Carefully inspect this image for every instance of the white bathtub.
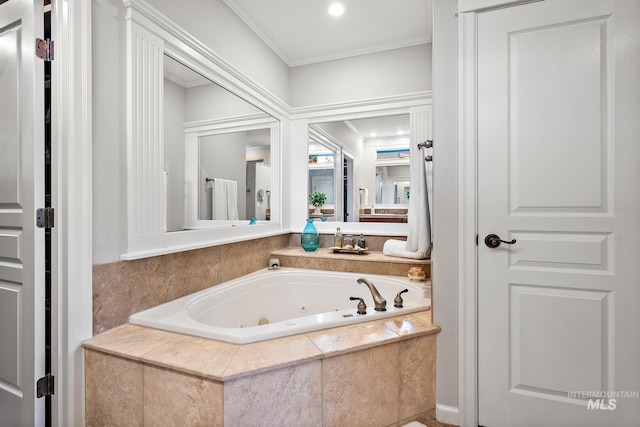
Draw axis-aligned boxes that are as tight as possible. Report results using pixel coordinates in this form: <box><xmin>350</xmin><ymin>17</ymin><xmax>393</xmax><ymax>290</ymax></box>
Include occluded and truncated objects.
<box><xmin>129</xmin><ymin>267</ymin><xmax>430</xmax><ymax>344</ymax></box>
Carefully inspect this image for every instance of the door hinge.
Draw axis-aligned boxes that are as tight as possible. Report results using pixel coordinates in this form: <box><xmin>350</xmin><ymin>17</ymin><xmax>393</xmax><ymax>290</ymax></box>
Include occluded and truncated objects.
<box><xmin>35</xmin><ymin>38</ymin><xmax>54</xmax><ymax>61</ymax></box>
<box><xmin>36</xmin><ymin>374</ymin><xmax>55</xmax><ymax>398</ymax></box>
<box><xmin>36</xmin><ymin>207</ymin><xmax>55</xmax><ymax>228</ymax></box>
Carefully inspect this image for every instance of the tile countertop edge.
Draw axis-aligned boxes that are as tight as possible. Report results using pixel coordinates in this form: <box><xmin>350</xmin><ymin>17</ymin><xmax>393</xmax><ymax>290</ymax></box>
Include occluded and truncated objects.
<box><xmin>82</xmin><ymin>312</ymin><xmax>440</xmax><ymax>382</ymax></box>
<box><xmin>270</xmin><ymin>247</ymin><xmax>432</xmax><ymax>265</ymax></box>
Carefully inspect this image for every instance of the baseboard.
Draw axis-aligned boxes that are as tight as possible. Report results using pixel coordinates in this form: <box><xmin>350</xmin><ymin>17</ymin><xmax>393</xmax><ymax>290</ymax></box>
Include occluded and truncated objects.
<box><xmin>436</xmin><ymin>404</ymin><xmax>460</xmax><ymax>426</ymax></box>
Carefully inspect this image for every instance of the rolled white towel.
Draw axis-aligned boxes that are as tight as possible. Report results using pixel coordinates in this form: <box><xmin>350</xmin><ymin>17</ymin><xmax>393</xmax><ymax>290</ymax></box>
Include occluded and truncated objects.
<box><xmin>383</xmin><ymin>238</ymin><xmax>430</xmax><ymax>260</ymax></box>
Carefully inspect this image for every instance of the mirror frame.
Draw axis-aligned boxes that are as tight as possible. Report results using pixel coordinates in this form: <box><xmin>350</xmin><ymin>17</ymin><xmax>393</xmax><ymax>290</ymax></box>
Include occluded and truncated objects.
<box><xmin>184</xmin><ymin>115</ymin><xmax>279</xmax><ymax>227</ymax></box>
<box><xmin>290</xmin><ymin>99</ymin><xmax>432</xmax><ymax>237</ymax></box>
<box><xmin>122</xmin><ymin>0</ymin><xmax>286</xmax><ymax>260</ymax></box>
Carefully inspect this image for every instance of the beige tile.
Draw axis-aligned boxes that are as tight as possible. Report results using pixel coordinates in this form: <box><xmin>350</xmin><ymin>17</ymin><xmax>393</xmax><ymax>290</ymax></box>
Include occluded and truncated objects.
<box><xmin>224</xmin><ymin>360</ymin><xmax>323</xmax><ymax>427</ymax></box>
<box><xmin>222</xmin><ymin>334</ymin><xmax>323</xmax><ymax>380</ymax></box>
<box><xmin>143</xmin><ymin>365</ymin><xmax>223</xmax><ymax>427</ymax></box>
<box><xmin>82</xmin><ymin>324</ymin><xmax>178</xmax><ymax>360</ymax></box>
<box><xmin>141</xmin><ymin>334</ymin><xmax>238</xmax><ymax>381</ymax></box>
<box><xmin>93</xmin><ymin>234</ymin><xmax>290</xmax><ymax>334</ymax></box>
<box><xmin>323</xmin><ymin>343</ymin><xmax>399</xmax><ymax>427</ymax></box>
<box><xmin>399</xmin><ymin>335</ymin><xmax>437</xmax><ymax>420</ymax></box>
<box><xmin>382</xmin><ymin>312</ymin><xmax>440</xmax><ymax>337</ymax></box>
<box><xmin>85</xmin><ymin>349</ymin><xmax>143</xmax><ymax>427</ymax></box>
<box><xmin>307</xmin><ymin>320</ymin><xmax>400</xmax><ymax>357</ymax></box>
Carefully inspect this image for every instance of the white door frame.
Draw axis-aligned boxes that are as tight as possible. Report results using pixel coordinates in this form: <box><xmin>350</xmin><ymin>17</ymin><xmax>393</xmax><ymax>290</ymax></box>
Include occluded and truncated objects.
<box><xmin>50</xmin><ymin>0</ymin><xmax>93</xmax><ymax>425</ymax></box>
<box><xmin>457</xmin><ymin>2</ymin><xmax>539</xmax><ymax>426</ymax></box>
<box><xmin>457</xmin><ymin>9</ymin><xmax>480</xmax><ymax>427</ymax></box>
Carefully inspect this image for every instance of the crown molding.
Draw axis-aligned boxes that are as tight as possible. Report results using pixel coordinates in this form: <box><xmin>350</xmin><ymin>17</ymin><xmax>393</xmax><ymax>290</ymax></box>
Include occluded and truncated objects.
<box><xmin>124</xmin><ymin>0</ymin><xmax>290</xmax><ymax>117</ymax></box>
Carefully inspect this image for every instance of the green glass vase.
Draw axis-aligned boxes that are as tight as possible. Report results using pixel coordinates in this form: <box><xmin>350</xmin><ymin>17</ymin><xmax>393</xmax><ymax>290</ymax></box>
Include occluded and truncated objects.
<box><xmin>301</xmin><ymin>219</ymin><xmax>320</xmax><ymax>251</ymax></box>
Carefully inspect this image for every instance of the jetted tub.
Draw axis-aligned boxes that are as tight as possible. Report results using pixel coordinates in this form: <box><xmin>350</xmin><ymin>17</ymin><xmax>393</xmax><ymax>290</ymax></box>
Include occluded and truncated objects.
<box><xmin>129</xmin><ymin>267</ymin><xmax>431</xmax><ymax>344</ymax></box>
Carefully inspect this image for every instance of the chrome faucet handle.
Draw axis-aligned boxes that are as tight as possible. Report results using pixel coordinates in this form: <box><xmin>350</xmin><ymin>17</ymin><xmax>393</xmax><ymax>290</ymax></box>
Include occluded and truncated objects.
<box><xmin>394</xmin><ymin>289</ymin><xmax>409</xmax><ymax>308</ymax></box>
<box><xmin>349</xmin><ymin>296</ymin><xmax>367</xmax><ymax>315</ymax></box>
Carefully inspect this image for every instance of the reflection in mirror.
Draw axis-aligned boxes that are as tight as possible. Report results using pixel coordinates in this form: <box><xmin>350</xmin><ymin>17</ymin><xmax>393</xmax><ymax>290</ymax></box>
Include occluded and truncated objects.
<box><xmin>375</xmin><ymin>149</ymin><xmax>410</xmax><ymax>204</ymax></box>
<box><xmin>308</xmin><ymin>114</ymin><xmax>410</xmax><ymax>224</ymax></box>
<box><xmin>163</xmin><ymin>54</ymin><xmax>277</xmax><ymax>230</ymax></box>
<box><xmin>198</xmin><ymin>129</ymin><xmax>271</xmax><ymax>221</ymax></box>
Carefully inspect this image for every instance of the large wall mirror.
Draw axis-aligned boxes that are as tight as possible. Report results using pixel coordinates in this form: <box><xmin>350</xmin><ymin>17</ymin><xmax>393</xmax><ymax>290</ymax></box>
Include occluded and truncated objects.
<box><xmin>123</xmin><ymin>5</ymin><xmax>283</xmax><ymax>259</ymax></box>
<box><xmin>163</xmin><ymin>55</ymin><xmax>278</xmax><ymax>230</ymax></box>
<box><xmin>307</xmin><ymin>113</ymin><xmax>413</xmax><ymax>224</ymax></box>
<box><xmin>295</xmin><ymin>105</ymin><xmax>432</xmax><ymax>236</ymax></box>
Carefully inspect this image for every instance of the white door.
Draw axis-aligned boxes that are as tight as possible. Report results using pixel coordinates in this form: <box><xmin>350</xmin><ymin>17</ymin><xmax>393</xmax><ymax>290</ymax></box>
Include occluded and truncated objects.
<box><xmin>478</xmin><ymin>1</ymin><xmax>640</xmax><ymax>426</ymax></box>
<box><xmin>0</xmin><ymin>0</ymin><xmax>46</xmax><ymax>425</ymax></box>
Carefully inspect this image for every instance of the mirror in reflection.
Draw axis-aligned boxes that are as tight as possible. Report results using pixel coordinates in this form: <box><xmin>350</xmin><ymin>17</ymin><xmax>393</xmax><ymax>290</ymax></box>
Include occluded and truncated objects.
<box><xmin>198</xmin><ymin>129</ymin><xmax>271</xmax><ymax>221</ymax></box>
<box><xmin>163</xmin><ymin>54</ymin><xmax>277</xmax><ymax>229</ymax></box>
<box><xmin>308</xmin><ymin>114</ymin><xmax>410</xmax><ymax>224</ymax></box>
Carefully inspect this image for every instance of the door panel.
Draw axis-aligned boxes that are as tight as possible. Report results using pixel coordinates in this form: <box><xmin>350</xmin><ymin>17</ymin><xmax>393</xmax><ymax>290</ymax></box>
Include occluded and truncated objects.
<box><xmin>478</xmin><ymin>1</ymin><xmax>639</xmax><ymax>425</ymax></box>
<box><xmin>0</xmin><ymin>0</ymin><xmax>45</xmax><ymax>425</ymax></box>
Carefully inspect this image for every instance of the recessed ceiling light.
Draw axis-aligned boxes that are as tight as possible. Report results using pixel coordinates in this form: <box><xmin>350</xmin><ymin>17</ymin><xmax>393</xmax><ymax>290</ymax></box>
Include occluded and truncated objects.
<box><xmin>397</xmin><ymin>130</ymin><xmax>405</xmax><ymax>135</ymax></box>
<box><xmin>370</xmin><ymin>132</ymin><xmax>377</xmax><ymax>137</ymax></box>
<box><xmin>328</xmin><ymin>2</ymin><xmax>345</xmax><ymax>17</ymax></box>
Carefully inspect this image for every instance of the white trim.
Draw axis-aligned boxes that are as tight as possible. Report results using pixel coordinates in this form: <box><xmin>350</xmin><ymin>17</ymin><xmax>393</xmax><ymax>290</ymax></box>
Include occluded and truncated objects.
<box><xmin>291</xmin><ymin>91</ymin><xmax>432</xmax><ymax>119</ymax></box>
<box><xmin>183</xmin><ymin>114</ymin><xmax>276</xmax><ymax>134</ymax></box>
<box><xmin>458</xmin><ymin>10</ymin><xmax>479</xmax><ymax>427</ymax></box>
<box><xmin>183</xmin><ymin>117</ymin><xmax>279</xmax><ymax>228</ymax></box>
<box><xmin>51</xmin><ymin>0</ymin><xmax>93</xmax><ymax>426</ymax></box>
<box><xmin>436</xmin><ymin>404</ymin><xmax>460</xmax><ymax>426</ymax></box>
<box><xmin>457</xmin><ymin>0</ymin><xmax>542</xmax><ymax>14</ymax></box>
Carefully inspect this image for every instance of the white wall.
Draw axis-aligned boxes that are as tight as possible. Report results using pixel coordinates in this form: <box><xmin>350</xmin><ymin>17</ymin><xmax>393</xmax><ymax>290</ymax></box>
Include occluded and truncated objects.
<box><xmin>93</xmin><ymin>0</ymin><xmax>127</xmax><ymax>263</ymax></box>
<box><xmin>185</xmin><ymin>82</ymin><xmax>263</xmax><ymax>121</ymax></box>
<box><xmin>432</xmin><ymin>0</ymin><xmax>459</xmax><ymax>419</ymax></box>
<box><xmin>147</xmin><ymin>0</ymin><xmax>290</xmax><ymax>103</ymax></box>
<box><xmin>199</xmin><ymin>133</ymin><xmax>247</xmax><ymax>219</ymax></box>
<box><xmin>164</xmin><ymin>79</ymin><xmax>186</xmax><ymax>231</ymax></box>
<box><xmin>290</xmin><ymin>44</ymin><xmax>432</xmax><ymax>108</ymax></box>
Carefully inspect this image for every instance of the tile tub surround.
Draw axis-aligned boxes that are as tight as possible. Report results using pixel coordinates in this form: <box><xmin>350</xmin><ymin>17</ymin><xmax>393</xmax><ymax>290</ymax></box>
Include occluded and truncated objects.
<box><xmin>92</xmin><ymin>233</ymin><xmax>419</xmax><ymax>336</ymax></box>
<box><xmin>92</xmin><ymin>234</ymin><xmax>290</xmax><ymax>334</ymax></box>
<box><xmin>83</xmin><ymin>311</ymin><xmax>440</xmax><ymax>427</ymax></box>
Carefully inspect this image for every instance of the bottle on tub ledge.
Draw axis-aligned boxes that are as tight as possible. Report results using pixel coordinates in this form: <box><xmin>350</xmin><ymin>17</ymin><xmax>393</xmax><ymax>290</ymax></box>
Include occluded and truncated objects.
<box><xmin>301</xmin><ymin>219</ymin><xmax>320</xmax><ymax>252</ymax></box>
<box><xmin>334</xmin><ymin>227</ymin><xmax>343</xmax><ymax>248</ymax></box>
<box><xmin>357</xmin><ymin>233</ymin><xmax>366</xmax><ymax>249</ymax></box>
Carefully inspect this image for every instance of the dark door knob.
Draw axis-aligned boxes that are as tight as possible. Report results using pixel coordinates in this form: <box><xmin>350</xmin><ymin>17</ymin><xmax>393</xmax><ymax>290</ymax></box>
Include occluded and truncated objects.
<box><xmin>484</xmin><ymin>234</ymin><xmax>516</xmax><ymax>248</ymax></box>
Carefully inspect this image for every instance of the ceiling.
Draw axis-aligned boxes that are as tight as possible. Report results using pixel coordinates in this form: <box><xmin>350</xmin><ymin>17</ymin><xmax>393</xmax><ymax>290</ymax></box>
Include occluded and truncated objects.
<box><xmin>345</xmin><ymin>114</ymin><xmax>410</xmax><ymax>140</ymax></box>
<box><xmin>222</xmin><ymin>0</ymin><xmax>433</xmax><ymax>67</ymax></box>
